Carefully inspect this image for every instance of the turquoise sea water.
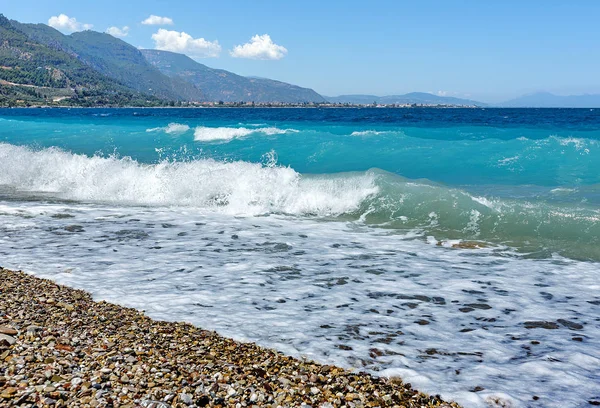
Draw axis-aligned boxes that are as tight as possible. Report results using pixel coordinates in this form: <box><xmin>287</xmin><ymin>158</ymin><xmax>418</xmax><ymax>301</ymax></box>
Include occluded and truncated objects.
<box><xmin>1</xmin><ymin>107</ymin><xmax>599</xmax><ymax>260</ymax></box>
<box><xmin>1</xmin><ymin>108</ymin><xmax>599</xmax><ymax>407</ymax></box>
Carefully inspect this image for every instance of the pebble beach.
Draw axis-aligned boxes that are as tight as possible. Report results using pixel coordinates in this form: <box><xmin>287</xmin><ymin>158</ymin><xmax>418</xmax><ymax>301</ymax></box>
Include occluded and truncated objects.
<box><xmin>0</xmin><ymin>268</ymin><xmax>458</xmax><ymax>408</ymax></box>
<box><xmin>3</xmin><ymin>108</ymin><xmax>600</xmax><ymax>407</ymax></box>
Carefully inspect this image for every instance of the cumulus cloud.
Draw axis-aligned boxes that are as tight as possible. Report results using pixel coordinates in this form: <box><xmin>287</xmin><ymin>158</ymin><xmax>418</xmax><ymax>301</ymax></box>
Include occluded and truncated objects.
<box><xmin>436</xmin><ymin>90</ymin><xmax>472</xmax><ymax>98</ymax></box>
<box><xmin>142</xmin><ymin>15</ymin><xmax>174</xmax><ymax>25</ymax></box>
<box><xmin>48</xmin><ymin>14</ymin><xmax>93</xmax><ymax>33</ymax></box>
<box><xmin>106</xmin><ymin>26</ymin><xmax>129</xmax><ymax>38</ymax></box>
<box><xmin>230</xmin><ymin>34</ymin><xmax>287</xmax><ymax>60</ymax></box>
<box><xmin>151</xmin><ymin>29</ymin><xmax>221</xmax><ymax>58</ymax></box>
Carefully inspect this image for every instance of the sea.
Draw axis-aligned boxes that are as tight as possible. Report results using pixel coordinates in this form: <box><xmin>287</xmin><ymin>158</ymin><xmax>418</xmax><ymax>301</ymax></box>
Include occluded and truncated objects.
<box><xmin>0</xmin><ymin>107</ymin><xmax>599</xmax><ymax>407</ymax></box>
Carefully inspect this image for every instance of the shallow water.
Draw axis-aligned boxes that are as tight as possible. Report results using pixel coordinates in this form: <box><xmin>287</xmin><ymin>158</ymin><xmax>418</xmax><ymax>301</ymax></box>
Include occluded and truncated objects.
<box><xmin>1</xmin><ymin>108</ymin><xmax>599</xmax><ymax>407</ymax></box>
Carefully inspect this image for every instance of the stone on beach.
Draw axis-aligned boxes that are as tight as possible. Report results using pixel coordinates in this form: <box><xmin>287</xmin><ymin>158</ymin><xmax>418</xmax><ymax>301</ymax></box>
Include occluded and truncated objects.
<box><xmin>0</xmin><ymin>268</ymin><xmax>459</xmax><ymax>407</ymax></box>
<box><xmin>0</xmin><ymin>326</ymin><xmax>17</xmax><ymax>335</ymax></box>
<box><xmin>0</xmin><ymin>333</ymin><xmax>16</xmax><ymax>347</ymax></box>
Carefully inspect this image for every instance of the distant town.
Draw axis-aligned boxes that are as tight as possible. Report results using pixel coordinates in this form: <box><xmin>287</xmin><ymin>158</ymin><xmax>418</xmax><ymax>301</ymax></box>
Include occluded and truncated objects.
<box><xmin>192</xmin><ymin>101</ymin><xmax>481</xmax><ymax>108</ymax></box>
<box><xmin>2</xmin><ymin>100</ymin><xmax>481</xmax><ymax>109</ymax></box>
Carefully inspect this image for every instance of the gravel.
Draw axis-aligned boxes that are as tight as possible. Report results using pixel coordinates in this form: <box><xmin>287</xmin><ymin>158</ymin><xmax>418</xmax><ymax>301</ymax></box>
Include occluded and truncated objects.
<box><xmin>0</xmin><ymin>268</ymin><xmax>459</xmax><ymax>407</ymax></box>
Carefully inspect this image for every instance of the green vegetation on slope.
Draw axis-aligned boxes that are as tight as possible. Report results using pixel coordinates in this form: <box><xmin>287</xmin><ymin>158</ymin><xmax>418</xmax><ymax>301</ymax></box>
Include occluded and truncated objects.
<box><xmin>1</xmin><ymin>15</ymin><xmax>115</xmax><ymax>89</ymax></box>
<box><xmin>0</xmin><ymin>14</ymin><xmax>175</xmax><ymax>107</ymax></box>
<box><xmin>11</xmin><ymin>21</ymin><xmax>203</xmax><ymax>102</ymax></box>
<box><xmin>2</xmin><ymin>15</ymin><xmax>324</xmax><ymax>106</ymax></box>
<box><xmin>141</xmin><ymin>49</ymin><xmax>325</xmax><ymax>103</ymax></box>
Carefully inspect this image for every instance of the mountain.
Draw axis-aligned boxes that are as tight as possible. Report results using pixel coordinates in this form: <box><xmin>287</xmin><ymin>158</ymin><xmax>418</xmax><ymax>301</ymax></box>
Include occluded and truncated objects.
<box><xmin>0</xmin><ymin>14</ymin><xmax>164</xmax><ymax>106</ymax></box>
<box><xmin>10</xmin><ymin>21</ymin><xmax>203</xmax><ymax>102</ymax></box>
<box><xmin>141</xmin><ymin>49</ymin><xmax>325</xmax><ymax>103</ymax></box>
<box><xmin>326</xmin><ymin>92</ymin><xmax>484</xmax><ymax>106</ymax></box>
<box><xmin>500</xmin><ymin>92</ymin><xmax>600</xmax><ymax>108</ymax></box>
<box><xmin>324</xmin><ymin>94</ymin><xmax>380</xmax><ymax>105</ymax></box>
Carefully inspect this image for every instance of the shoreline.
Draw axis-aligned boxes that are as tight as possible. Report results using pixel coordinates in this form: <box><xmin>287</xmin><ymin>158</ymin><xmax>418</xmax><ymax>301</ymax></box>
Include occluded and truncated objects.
<box><xmin>1</xmin><ymin>106</ymin><xmax>594</xmax><ymax>111</ymax></box>
<box><xmin>0</xmin><ymin>268</ymin><xmax>458</xmax><ymax>407</ymax></box>
<box><xmin>0</xmin><ymin>105</ymin><xmax>481</xmax><ymax>109</ymax></box>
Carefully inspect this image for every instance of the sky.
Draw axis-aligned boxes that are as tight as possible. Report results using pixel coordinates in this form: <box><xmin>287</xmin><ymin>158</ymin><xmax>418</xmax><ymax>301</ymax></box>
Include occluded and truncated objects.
<box><xmin>3</xmin><ymin>0</ymin><xmax>600</xmax><ymax>102</ymax></box>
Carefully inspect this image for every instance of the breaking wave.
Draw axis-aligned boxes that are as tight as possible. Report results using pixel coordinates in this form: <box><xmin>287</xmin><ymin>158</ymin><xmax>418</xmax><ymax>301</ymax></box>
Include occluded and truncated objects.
<box><xmin>194</xmin><ymin>126</ymin><xmax>299</xmax><ymax>142</ymax></box>
<box><xmin>0</xmin><ymin>143</ymin><xmax>375</xmax><ymax>216</ymax></box>
<box><xmin>350</xmin><ymin>130</ymin><xmax>388</xmax><ymax>136</ymax></box>
<box><xmin>0</xmin><ymin>143</ymin><xmax>598</xmax><ymax>259</ymax></box>
<box><xmin>146</xmin><ymin>123</ymin><xmax>191</xmax><ymax>134</ymax></box>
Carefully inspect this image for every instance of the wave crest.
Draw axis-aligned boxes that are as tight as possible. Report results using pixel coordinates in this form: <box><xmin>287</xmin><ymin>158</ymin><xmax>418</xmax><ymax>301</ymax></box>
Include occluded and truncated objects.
<box><xmin>146</xmin><ymin>123</ymin><xmax>191</xmax><ymax>134</ymax></box>
<box><xmin>194</xmin><ymin>126</ymin><xmax>299</xmax><ymax>142</ymax></box>
<box><xmin>1</xmin><ymin>143</ymin><xmax>599</xmax><ymax>259</ymax></box>
<box><xmin>0</xmin><ymin>143</ymin><xmax>376</xmax><ymax>216</ymax></box>
<box><xmin>350</xmin><ymin>130</ymin><xmax>386</xmax><ymax>136</ymax></box>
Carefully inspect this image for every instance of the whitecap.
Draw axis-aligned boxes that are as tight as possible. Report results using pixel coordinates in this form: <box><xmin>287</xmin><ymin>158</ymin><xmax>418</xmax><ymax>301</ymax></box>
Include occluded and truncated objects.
<box><xmin>497</xmin><ymin>155</ymin><xmax>520</xmax><ymax>165</ymax></box>
<box><xmin>146</xmin><ymin>123</ymin><xmax>191</xmax><ymax>134</ymax></box>
<box><xmin>194</xmin><ymin>126</ymin><xmax>299</xmax><ymax>142</ymax></box>
<box><xmin>350</xmin><ymin>130</ymin><xmax>385</xmax><ymax>136</ymax></box>
<box><xmin>0</xmin><ymin>143</ymin><xmax>377</xmax><ymax>217</ymax></box>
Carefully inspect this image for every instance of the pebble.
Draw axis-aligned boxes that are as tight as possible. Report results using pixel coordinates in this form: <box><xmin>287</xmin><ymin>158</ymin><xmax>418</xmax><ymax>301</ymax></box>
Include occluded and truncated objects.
<box><xmin>0</xmin><ymin>268</ymin><xmax>460</xmax><ymax>408</ymax></box>
<box><xmin>179</xmin><ymin>393</ymin><xmax>193</xmax><ymax>405</ymax></box>
<box><xmin>0</xmin><ymin>326</ymin><xmax>17</xmax><ymax>335</ymax></box>
<box><xmin>26</xmin><ymin>325</ymin><xmax>42</xmax><ymax>335</ymax></box>
<box><xmin>57</xmin><ymin>301</ymin><xmax>74</xmax><ymax>312</ymax></box>
<box><xmin>0</xmin><ymin>334</ymin><xmax>16</xmax><ymax>346</ymax></box>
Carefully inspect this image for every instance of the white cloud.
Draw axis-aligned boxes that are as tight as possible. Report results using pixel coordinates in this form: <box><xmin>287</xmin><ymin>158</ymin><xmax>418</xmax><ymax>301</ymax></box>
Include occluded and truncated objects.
<box><xmin>106</xmin><ymin>26</ymin><xmax>129</xmax><ymax>38</ymax></box>
<box><xmin>142</xmin><ymin>15</ymin><xmax>174</xmax><ymax>25</ymax></box>
<box><xmin>230</xmin><ymin>34</ymin><xmax>287</xmax><ymax>60</ymax></box>
<box><xmin>151</xmin><ymin>29</ymin><xmax>221</xmax><ymax>58</ymax></box>
<box><xmin>436</xmin><ymin>90</ymin><xmax>473</xmax><ymax>98</ymax></box>
<box><xmin>48</xmin><ymin>14</ymin><xmax>93</xmax><ymax>33</ymax></box>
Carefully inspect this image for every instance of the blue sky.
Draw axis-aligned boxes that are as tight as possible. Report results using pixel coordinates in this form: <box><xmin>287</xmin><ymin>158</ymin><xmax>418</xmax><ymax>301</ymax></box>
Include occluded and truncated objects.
<box><xmin>3</xmin><ymin>0</ymin><xmax>600</xmax><ymax>102</ymax></box>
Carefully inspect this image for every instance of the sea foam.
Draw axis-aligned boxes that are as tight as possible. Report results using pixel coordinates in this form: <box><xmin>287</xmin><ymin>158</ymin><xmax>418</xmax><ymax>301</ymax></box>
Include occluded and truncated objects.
<box><xmin>350</xmin><ymin>130</ymin><xmax>387</xmax><ymax>136</ymax></box>
<box><xmin>0</xmin><ymin>143</ymin><xmax>377</xmax><ymax>216</ymax></box>
<box><xmin>194</xmin><ymin>126</ymin><xmax>299</xmax><ymax>142</ymax></box>
<box><xmin>146</xmin><ymin>123</ymin><xmax>191</xmax><ymax>134</ymax></box>
<box><xmin>1</xmin><ymin>143</ymin><xmax>599</xmax><ymax>259</ymax></box>
<box><xmin>1</xmin><ymin>200</ymin><xmax>599</xmax><ymax>408</ymax></box>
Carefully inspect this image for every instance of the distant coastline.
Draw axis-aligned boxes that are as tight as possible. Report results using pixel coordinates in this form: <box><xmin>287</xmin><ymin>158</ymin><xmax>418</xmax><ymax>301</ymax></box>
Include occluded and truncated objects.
<box><xmin>2</xmin><ymin>102</ymin><xmax>482</xmax><ymax>109</ymax></box>
<box><xmin>2</xmin><ymin>104</ymin><xmax>597</xmax><ymax>109</ymax></box>
<box><xmin>3</xmin><ymin>14</ymin><xmax>600</xmax><ymax>109</ymax></box>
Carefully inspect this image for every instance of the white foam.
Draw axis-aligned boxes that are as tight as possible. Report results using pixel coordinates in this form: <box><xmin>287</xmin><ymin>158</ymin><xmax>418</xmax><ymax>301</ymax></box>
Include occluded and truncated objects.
<box><xmin>350</xmin><ymin>130</ymin><xmax>385</xmax><ymax>136</ymax></box>
<box><xmin>146</xmin><ymin>123</ymin><xmax>191</xmax><ymax>134</ymax></box>
<box><xmin>465</xmin><ymin>209</ymin><xmax>481</xmax><ymax>235</ymax></box>
<box><xmin>556</xmin><ymin>136</ymin><xmax>589</xmax><ymax>150</ymax></box>
<box><xmin>470</xmin><ymin>195</ymin><xmax>498</xmax><ymax>210</ymax></box>
<box><xmin>194</xmin><ymin>126</ymin><xmax>299</xmax><ymax>142</ymax></box>
<box><xmin>497</xmin><ymin>155</ymin><xmax>520</xmax><ymax>165</ymax></box>
<box><xmin>237</xmin><ymin>122</ymin><xmax>267</xmax><ymax>127</ymax></box>
<box><xmin>1</xmin><ymin>201</ymin><xmax>599</xmax><ymax>408</ymax></box>
<box><xmin>0</xmin><ymin>143</ymin><xmax>377</xmax><ymax>217</ymax></box>
<box><xmin>539</xmin><ymin>136</ymin><xmax>598</xmax><ymax>155</ymax></box>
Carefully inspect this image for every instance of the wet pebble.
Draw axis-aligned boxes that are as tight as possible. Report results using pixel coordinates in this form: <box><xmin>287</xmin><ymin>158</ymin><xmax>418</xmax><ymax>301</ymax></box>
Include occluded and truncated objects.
<box><xmin>0</xmin><ymin>268</ymin><xmax>458</xmax><ymax>408</ymax></box>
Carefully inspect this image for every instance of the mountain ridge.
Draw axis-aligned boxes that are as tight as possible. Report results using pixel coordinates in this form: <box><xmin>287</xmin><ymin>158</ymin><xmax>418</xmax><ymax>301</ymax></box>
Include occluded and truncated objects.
<box><xmin>4</xmin><ymin>15</ymin><xmax>600</xmax><ymax>108</ymax></box>
<box><xmin>499</xmin><ymin>91</ymin><xmax>600</xmax><ymax>108</ymax></box>
<box><xmin>325</xmin><ymin>93</ymin><xmax>485</xmax><ymax>106</ymax></box>
<box><xmin>141</xmin><ymin>49</ymin><xmax>325</xmax><ymax>103</ymax></box>
<box><xmin>10</xmin><ymin>20</ymin><xmax>203</xmax><ymax>102</ymax></box>
<box><xmin>0</xmin><ymin>14</ymin><xmax>166</xmax><ymax>106</ymax></box>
